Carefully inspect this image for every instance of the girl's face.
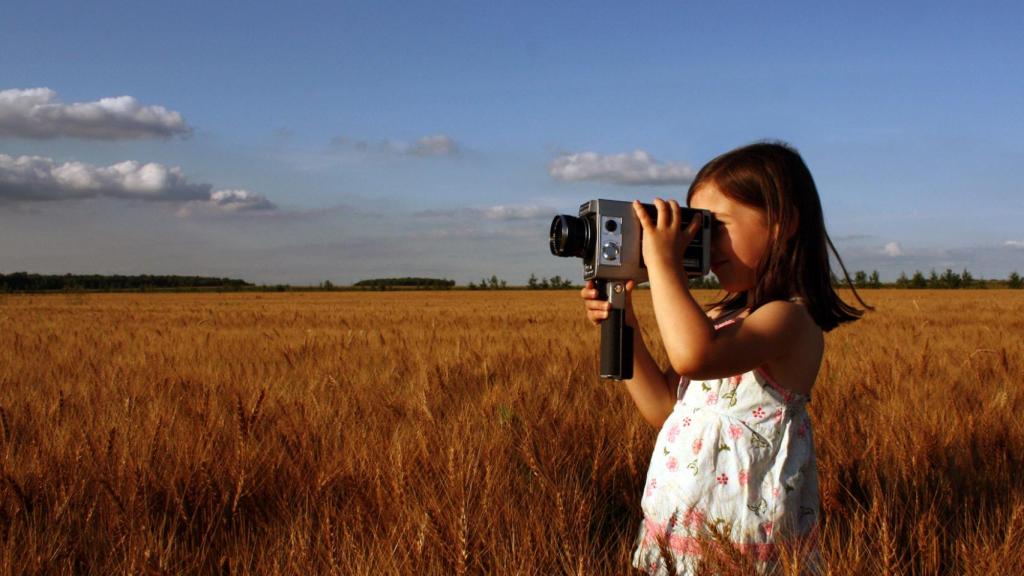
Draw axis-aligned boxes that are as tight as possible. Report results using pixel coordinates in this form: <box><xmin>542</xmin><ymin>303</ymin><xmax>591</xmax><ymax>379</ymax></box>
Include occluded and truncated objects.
<box><xmin>689</xmin><ymin>183</ymin><xmax>772</xmax><ymax>294</ymax></box>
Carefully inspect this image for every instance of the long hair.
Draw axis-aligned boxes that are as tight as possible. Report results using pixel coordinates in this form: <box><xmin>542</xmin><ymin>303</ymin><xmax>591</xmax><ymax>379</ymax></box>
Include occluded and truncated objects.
<box><xmin>686</xmin><ymin>141</ymin><xmax>871</xmax><ymax>332</ymax></box>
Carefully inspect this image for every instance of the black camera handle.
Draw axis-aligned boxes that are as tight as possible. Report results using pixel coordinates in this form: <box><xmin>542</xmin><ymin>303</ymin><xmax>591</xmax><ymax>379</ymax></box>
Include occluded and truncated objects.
<box><xmin>594</xmin><ymin>279</ymin><xmax>634</xmax><ymax>380</ymax></box>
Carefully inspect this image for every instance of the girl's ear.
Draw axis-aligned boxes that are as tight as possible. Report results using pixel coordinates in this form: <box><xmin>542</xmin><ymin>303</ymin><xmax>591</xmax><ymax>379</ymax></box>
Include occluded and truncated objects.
<box><xmin>773</xmin><ymin>216</ymin><xmax>799</xmax><ymax>244</ymax></box>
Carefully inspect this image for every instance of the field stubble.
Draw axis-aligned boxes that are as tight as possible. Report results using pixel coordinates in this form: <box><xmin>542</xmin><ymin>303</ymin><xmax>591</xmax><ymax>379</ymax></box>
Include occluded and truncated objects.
<box><xmin>0</xmin><ymin>290</ymin><xmax>1022</xmax><ymax>575</ymax></box>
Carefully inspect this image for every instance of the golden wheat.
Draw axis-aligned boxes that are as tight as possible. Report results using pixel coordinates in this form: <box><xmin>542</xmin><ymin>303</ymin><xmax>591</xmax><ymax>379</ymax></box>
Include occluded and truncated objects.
<box><xmin>0</xmin><ymin>289</ymin><xmax>1021</xmax><ymax>574</ymax></box>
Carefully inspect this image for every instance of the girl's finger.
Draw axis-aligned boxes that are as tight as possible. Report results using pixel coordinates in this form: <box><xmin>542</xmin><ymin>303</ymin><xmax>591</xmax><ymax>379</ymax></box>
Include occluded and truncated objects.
<box><xmin>684</xmin><ymin>211</ymin><xmax>702</xmax><ymax>240</ymax></box>
<box><xmin>653</xmin><ymin>197</ymin><xmax>668</xmax><ymax>228</ymax></box>
<box><xmin>632</xmin><ymin>200</ymin><xmax>653</xmax><ymax>230</ymax></box>
<box><xmin>669</xmin><ymin>199</ymin><xmax>681</xmax><ymax>230</ymax></box>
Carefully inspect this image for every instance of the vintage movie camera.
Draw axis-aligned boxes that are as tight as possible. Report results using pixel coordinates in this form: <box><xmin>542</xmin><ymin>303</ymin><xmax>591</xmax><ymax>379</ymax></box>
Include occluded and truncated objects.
<box><xmin>549</xmin><ymin>199</ymin><xmax>712</xmax><ymax>380</ymax></box>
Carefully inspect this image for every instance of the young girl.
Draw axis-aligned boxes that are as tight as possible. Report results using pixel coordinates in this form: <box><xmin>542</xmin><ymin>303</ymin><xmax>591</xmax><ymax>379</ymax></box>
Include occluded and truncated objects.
<box><xmin>581</xmin><ymin>141</ymin><xmax>870</xmax><ymax>574</ymax></box>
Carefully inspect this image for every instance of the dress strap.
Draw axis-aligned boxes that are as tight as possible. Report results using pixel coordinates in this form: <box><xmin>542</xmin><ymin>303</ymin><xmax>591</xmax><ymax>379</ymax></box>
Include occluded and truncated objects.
<box><xmin>711</xmin><ymin>306</ymin><xmax>745</xmax><ymax>330</ymax></box>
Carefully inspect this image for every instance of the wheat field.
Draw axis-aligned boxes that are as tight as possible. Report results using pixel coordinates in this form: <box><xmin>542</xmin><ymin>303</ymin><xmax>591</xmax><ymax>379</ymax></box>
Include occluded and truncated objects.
<box><xmin>0</xmin><ymin>289</ymin><xmax>1022</xmax><ymax>575</ymax></box>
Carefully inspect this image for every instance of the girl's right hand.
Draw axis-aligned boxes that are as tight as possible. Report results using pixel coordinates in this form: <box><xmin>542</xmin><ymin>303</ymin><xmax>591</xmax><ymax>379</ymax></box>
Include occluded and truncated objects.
<box><xmin>580</xmin><ymin>279</ymin><xmax>638</xmax><ymax>328</ymax></box>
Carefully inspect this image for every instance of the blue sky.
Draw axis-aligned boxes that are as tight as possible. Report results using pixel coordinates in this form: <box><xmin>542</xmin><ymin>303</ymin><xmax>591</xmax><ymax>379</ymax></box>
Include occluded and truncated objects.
<box><xmin>1</xmin><ymin>1</ymin><xmax>1022</xmax><ymax>285</ymax></box>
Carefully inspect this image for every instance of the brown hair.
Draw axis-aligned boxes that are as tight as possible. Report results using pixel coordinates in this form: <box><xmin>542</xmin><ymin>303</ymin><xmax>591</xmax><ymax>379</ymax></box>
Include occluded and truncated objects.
<box><xmin>686</xmin><ymin>140</ymin><xmax>871</xmax><ymax>332</ymax></box>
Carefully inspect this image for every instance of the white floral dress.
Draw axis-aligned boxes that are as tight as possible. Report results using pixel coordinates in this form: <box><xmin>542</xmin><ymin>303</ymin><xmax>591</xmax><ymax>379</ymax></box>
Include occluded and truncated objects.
<box><xmin>632</xmin><ymin>307</ymin><xmax>820</xmax><ymax>575</ymax></box>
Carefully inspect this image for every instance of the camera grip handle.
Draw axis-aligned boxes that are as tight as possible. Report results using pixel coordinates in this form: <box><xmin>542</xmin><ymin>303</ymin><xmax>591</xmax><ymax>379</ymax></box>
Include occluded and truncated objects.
<box><xmin>595</xmin><ymin>279</ymin><xmax>634</xmax><ymax>380</ymax></box>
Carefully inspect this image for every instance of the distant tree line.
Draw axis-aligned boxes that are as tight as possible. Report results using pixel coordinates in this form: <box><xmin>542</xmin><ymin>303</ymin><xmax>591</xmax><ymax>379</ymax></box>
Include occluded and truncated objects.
<box><xmin>526</xmin><ymin>274</ymin><xmax>574</xmax><ymax>289</ymax></box>
<box><xmin>469</xmin><ymin>275</ymin><xmax>509</xmax><ymax>290</ymax></box>
<box><xmin>830</xmin><ymin>269</ymin><xmax>1023</xmax><ymax>289</ymax></box>
<box><xmin>0</xmin><ymin>272</ymin><xmax>252</xmax><ymax>292</ymax></box>
<box><xmin>353</xmin><ymin>277</ymin><xmax>455</xmax><ymax>290</ymax></box>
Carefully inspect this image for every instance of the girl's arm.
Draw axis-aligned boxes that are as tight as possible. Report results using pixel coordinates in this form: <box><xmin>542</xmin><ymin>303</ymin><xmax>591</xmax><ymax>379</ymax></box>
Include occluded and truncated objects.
<box><xmin>634</xmin><ymin>199</ymin><xmax>809</xmax><ymax>379</ymax></box>
<box><xmin>623</xmin><ymin>325</ymin><xmax>678</xmax><ymax>428</ymax></box>
<box><xmin>581</xmin><ymin>280</ymin><xmax>679</xmax><ymax>428</ymax></box>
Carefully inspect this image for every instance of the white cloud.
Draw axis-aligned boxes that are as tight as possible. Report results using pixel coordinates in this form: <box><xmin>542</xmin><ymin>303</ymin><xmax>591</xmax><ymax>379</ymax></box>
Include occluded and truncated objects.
<box><xmin>478</xmin><ymin>204</ymin><xmax>551</xmax><ymax>220</ymax></box>
<box><xmin>0</xmin><ymin>88</ymin><xmax>191</xmax><ymax>140</ymax></box>
<box><xmin>176</xmin><ymin>189</ymin><xmax>278</xmax><ymax>217</ymax></box>
<box><xmin>0</xmin><ymin>153</ymin><xmax>277</xmax><ymax>217</ymax></box>
<box><xmin>414</xmin><ymin>203</ymin><xmax>555</xmax><ymax>221</ymax></box>
<box><xmin>883</xmin><ymin>241</ymin><xmax>904</xmax><ymax>256</ymax></box>
<box><xmin>408</xmin><ymin>134</ymin><xmax>459</xmax><ymax>156</ymax></box>
<box><xmin>329</xmin><ymin>133</ymin><xmax>460</xmax><ymax>157</ymax></box>
<box><xmin>0</xmin><ymin>154</ymin><xmax>209</xmax><ymax>202</ymax></box>
<box><xmin>549</xmin><ymin>149</ymin><xmax>696</xmax><ymax>186</ymax></box>
<box><xmin>1005</xmin><ymin>240</ymin><xmax>1024</xmax><ymax>249</ymax></box>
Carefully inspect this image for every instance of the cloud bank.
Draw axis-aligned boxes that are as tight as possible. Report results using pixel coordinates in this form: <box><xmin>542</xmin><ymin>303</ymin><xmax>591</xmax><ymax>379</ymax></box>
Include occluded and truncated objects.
<box><xmin>0</xmin><ymin>153</ymin><xmax>274</xmax><ymax>216</ymax></box>
<box><xmin>0</xmin><ymin>88</ymin><xmax>191</xmax><ymax>140</ymax></box>
<box><xmin>549</xmin><ymin>150</ymin><xmax>696</xmax><ymax>186</ymax></box>
<box><xmin>176</xmin><ymin>189</ymin><xmax>278</xmax><ymax>217</ymax></box>
<box><xmin>883</xmin><ymin>241</ymin><xmax>904</xmax><ymax>257</ymax></box>
<box><xmin>414</xmin><ymin>203</ymin><xmax>555</xmax><ymax>221</ymax></box>
<box><xmin>329</xmin><ymin>133</ymin><xmax>460</xmax><ymax>157</ymax></box>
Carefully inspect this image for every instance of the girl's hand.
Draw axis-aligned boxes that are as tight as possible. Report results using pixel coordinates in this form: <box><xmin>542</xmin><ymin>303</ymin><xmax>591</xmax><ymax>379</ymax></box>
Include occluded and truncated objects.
<box><xmin>580</xmin><ymin>279</ymin><xmax>638</xmax><ymax>328</ymax></box>
<box><xmin>632</xmin><ymin>198</ymin><xmax>703</xmax><ymax>275</ymax></box>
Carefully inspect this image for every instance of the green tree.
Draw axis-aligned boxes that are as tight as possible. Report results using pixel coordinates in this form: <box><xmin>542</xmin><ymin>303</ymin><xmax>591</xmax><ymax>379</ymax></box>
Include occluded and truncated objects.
<box><xmin>896</xmin><ymin>271</ymin><xmax>909</xmax><ymax>288</ymax></box>
<box><xmin>1009</xmin><ymin>272</ymin><xmax>1023</xmax><ymax>289</ymax></box>
<box><xmin>911</xmin><ymin>270</ymin><xmax>927</xmax><ymax>289</ymax></box>
<box><xmin>961</xmin><ymin>269</ymin><xmax>973</xmax><ymax>288</ymax></box>
<box><xmin>928</xmin><ymin>269</ymin><xmax>940</xmax><ymax>288</ymax></box>
<box><xmin>940</xmin><ymin>268</ymin><xmax>961</xmax><ymax>289</ymax></box>
<box><xmin>854</xmin><ymin>270</ymin><xmax>868</xmax><ymax>288</ymax></box>
<box><xmin>869</xmin><ymin>270</ymin><xmax>881</xmax><ymax>288</ymax></box>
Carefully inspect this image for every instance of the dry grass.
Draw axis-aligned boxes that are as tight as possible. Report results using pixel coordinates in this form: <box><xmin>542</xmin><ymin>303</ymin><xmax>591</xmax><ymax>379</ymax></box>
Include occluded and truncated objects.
<box><xmin>0</xmin><ymin>289</ymin><xmax>1021</xmax><ymax>575</ymax></box>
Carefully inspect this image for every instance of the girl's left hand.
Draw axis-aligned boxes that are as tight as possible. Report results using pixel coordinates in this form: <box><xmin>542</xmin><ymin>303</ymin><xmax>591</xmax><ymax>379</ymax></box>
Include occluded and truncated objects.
<box><xmin>632</xmin><ymin>198</ymin><xmax>703</xmax><ymax>275</ymax></box>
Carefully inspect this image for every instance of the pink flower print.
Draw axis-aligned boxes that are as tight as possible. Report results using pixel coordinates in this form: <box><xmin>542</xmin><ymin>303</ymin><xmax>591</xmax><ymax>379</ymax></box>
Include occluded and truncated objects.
<box><xmin>760</xmin><ymin>521</ymin><xmax>774</xmax><ymax>537</ymax></box>
<box><xmin>772</xmin><ymin>486</ymin><xmax>781</xmax><ymax>499</ymax></box>
<box><xmin>683</xmin><ymin>508</ymin><xmax>706</xmax><ymax>528</ymax></box>
<box><xmin>772</xmin><ymin>408</ymin><xmax>784</xmax><ymax>423</ymax></box>
<box><xmin>682</xmin><ymin>416</ymin><xmax>692</xmax><ymax>427</ymax></box>
<box><xmin>692</xmin><ymin>437</ymin><xmax>703</xmax><ymax>455</ymax></box>
<box><xmin>645</xmin><ymin>478</ymin><xmax>658</xmax><ymax>497</ymax></box>
<box><xmin>666</xmin><ymin>423</ymin><xmax>681</xmax><ymax>443</ymax></box>
<box><xmin>728</xmin><ymin>424</ymin><xmax>743</xmax><ymax>440</ymax></box>
<box><xmin>752</xmin><ymin>406</ymin><xmax>765</xmax><ymax>419</ymax></box>
<box><xmin>738</xmin><ymin>470</ymin><xmax>748</xmax><ymax>487</ymax></box>
<box><xmin>728</xmin><ymin>375</ymin><xmax>742</xmax><ymax>387</ymax></box>
<box><xmin>706</xmin><ymin>392</ymin><xmax>719</xmax><ymax>406</ymax></box>
<box><xmin>716</xmin><ymin>473</ymin><xmax>729</xmax><ymax>486</ymax></box>
<box><xmin>666</xmin><ymin>457</ymin><xmax>679</xmax><ymax>472</ymax></box>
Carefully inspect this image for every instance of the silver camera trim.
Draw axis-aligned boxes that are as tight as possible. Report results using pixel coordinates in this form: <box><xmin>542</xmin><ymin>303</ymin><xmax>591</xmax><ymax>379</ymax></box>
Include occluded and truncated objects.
<box><xmin>599</xmin><ymin>215</ymin><xmax>622</xmax><ymax>267</ymax></box>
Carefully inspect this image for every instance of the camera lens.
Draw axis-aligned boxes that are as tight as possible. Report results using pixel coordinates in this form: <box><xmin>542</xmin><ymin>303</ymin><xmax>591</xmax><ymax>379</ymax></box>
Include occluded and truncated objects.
<box><xmin>549</xmin><ymin>214</ymin><xmax>592</xmax><ymax>258</ymax></box>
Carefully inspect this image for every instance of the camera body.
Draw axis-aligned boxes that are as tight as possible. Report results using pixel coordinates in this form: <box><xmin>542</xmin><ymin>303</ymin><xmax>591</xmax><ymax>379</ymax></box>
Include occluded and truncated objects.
<box><xmin>549</xmin><ymin>199</ymin><xmax>713</xmax><ymax>282</ymax></box>
<box><xmin>549</xmin><ymin>199</ymin><xmax>713</xmax><ymax>381</ymax></box>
